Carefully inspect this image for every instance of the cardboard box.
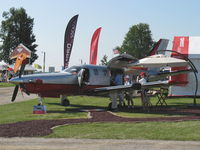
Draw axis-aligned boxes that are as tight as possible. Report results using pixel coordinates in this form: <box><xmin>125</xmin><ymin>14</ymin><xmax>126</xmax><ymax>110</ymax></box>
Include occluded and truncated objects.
<box><xmin>33</xmin><ymin>105</ymin><xmax>47</xmax><ymax>114</ymax></box>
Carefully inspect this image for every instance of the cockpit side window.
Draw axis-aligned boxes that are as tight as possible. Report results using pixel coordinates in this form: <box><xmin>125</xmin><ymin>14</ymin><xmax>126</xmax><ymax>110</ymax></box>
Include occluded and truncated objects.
<box><xmin>63</xmin><ymin>66</ymin><xmax>81</xmax><ymax>74</ymax></box>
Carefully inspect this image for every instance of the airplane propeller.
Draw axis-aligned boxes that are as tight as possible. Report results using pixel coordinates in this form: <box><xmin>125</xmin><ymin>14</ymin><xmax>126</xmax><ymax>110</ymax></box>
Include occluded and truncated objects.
<box><xmin>19</xmin><ymin>63</ymin><xmax>26</xmax><ymax>78</ymax></box>
<box><xmin>11</xmin><ymin>85</ymin><xmax>19</xmax><ymax>102</ymax></box>
<box><xmin>11</xmin><ymin>63</ymin><xmax>29</xmax><ymax>102</ymax></box>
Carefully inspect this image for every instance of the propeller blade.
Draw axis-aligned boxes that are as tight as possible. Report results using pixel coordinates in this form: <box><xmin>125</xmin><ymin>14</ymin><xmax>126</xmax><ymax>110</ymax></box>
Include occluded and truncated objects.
<box><xmin>11</xmin><ymin>85</ymin><xmax>19</xmax><ymax>102</ymax></box>
<box><xmin>20</xmin><ymin>84</ymin><xmax>30</xmax><ymax>95</ymax></box>
<box><xmin>19</xmin><ymin>63</ymin><xmax>26</xmax><ymax>78</ymax></box>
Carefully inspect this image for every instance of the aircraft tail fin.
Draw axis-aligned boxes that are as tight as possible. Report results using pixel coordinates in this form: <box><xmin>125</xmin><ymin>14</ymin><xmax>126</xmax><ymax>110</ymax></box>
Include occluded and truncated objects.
<box><xmin>148</xmin><ymin>39</ymin><xmax>169</xmax><ymax>56</ymax></box>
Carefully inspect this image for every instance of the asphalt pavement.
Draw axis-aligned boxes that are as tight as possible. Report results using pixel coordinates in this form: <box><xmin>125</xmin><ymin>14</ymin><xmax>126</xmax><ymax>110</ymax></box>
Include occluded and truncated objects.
<box><xmin>0</xmin><ymin>87</ymin><xmax>37</xmax><ymax>105</ymax></box>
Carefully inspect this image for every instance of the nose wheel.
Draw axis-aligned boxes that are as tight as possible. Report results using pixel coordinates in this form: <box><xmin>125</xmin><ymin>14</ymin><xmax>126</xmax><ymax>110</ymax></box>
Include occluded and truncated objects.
<box><xmin>38</xmin><ymin>94</ymin><xmax>43</xmax><ymax>105</ymax></box>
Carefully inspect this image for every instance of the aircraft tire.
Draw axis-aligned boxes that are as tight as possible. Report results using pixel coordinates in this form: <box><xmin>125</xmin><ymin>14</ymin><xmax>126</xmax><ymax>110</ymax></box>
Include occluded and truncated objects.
<box><xmin>61</xmin><ymin>99</ymin><xmax>70</xmax><ymax>106</ymax></box>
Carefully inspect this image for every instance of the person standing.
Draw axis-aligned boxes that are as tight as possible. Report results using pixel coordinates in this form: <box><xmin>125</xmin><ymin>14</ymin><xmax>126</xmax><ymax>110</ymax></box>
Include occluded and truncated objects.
<box><xmin>109</xmin><ymin>70</ymin><xmax>124</xmax><ymax>110</ymax></box>
<box><xmin>114</xmin><ymin>73</ymin><xmax>125</xmax><ymax>108</ymax></box>
<box><xmin>124</xmin><ymin>75</ymin><xmax>134</xmax><ymax>108</ymax></box>
<box><xmin>138</xmin><ymin>72</ymin><xmax>152</xmax><ymax>110</ymax></box>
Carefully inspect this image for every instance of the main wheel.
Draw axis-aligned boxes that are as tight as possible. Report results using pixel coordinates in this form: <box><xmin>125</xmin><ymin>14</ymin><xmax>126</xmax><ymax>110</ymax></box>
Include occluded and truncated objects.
<box><xmin>108</xmin><ymin>102</ymin><xmax>112</xmax><ymax>110</ymax></box>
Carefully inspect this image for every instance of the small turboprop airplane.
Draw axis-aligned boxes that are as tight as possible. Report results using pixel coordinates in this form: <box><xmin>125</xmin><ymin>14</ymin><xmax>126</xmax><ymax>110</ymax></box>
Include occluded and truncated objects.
<box><xmin>9</xmin><ymin>53</ymin><xmax>193</xmax><ymax>107</ymax></box>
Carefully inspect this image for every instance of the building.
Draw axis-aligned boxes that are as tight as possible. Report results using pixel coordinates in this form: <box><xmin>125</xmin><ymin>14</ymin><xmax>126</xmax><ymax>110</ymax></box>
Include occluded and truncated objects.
<box><xmin>49</xmin><ymin>66</ymin><xmax>55</xmax><ymax>73</ymax></box>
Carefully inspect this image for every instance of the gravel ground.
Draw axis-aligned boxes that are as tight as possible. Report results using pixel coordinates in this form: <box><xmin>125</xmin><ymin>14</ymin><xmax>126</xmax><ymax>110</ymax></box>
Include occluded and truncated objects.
<box><xmin>1</xmin><ymin>138</ymin><xmax>200</xmax><ymax>150</ymax></box>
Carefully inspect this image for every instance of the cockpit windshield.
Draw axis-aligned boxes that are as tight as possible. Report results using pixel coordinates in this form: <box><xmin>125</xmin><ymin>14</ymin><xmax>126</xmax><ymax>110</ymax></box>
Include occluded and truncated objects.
<box><xmin>63</xmin><ymin>66</ymin><xmax>81</xmax><ymax>74</ymax></box>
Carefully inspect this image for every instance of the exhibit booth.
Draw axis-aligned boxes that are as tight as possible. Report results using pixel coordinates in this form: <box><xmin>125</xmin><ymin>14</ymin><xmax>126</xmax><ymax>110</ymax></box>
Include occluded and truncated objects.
<box><xmin>169</xmin><ymin>36</ymin><xmax>200</xmax><ymax>97</ymax></box>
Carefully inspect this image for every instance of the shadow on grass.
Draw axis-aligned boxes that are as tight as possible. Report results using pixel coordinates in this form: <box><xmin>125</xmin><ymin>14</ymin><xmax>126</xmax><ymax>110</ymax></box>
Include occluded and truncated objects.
<box><xmin>45</xmin><ymin>102</ymin><xmax>62</xmax><ymax>106</ymax></box>
<box><xmin>117</xmin><ymin>104</ymin><xmax>200</xmax><ymax>116</ymax></box>
<box><xmin>47</xmin><ymin>110</ymin><xmax>81</xmax><ymax>113</ymax></box>
<box><xmin>46</xmin><ymin>100</ymin><xmax>200</xmax><ymax>117</ymax></box>
<box><xmin>46</xmin><ymin>104</ymin><xmax>107</xmax><ymax>114</ymax></box>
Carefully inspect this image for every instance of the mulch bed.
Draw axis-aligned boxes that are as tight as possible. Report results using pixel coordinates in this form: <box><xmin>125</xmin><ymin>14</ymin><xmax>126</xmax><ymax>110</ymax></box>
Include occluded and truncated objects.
<box><xmin>1</xmin><ymin>108</ymin><xmax>200</xmax><ymax>137</ymax></box>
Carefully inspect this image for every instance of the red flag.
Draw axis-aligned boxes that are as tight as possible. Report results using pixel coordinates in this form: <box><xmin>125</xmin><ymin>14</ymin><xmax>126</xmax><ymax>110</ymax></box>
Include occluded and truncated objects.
<box><xmin>64</xmin><ymin>15</ymin><xmax>78</xmax><ymax>69</ymax></box>
<box><xmin>89</xmin><ymin>27</ymin><xmax>102</xmax><ymax>65</ymax></box>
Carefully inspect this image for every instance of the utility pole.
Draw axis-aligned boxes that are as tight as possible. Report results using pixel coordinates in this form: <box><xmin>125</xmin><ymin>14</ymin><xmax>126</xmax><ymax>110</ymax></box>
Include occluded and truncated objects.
<box><xmin>42</xmin><ymin>51</ymin><xmax>46</xmax><ymax>72</ymax></box>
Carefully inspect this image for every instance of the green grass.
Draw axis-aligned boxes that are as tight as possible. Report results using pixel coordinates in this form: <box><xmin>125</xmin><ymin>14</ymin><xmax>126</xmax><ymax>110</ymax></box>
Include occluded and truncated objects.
<box><xmin>0</xmin><ymin>96</ymin><xmax>111</xmax><ymax>124</ymax></box>
<box><xmin>1</xmin><ymin>96</ymin><xmax>199</xmax><ymax>124</ymax></box>
<box><xmin>1</xmin><ymin>95</ymin><xmax>200</xmax><ymax>140</ymax></box>
<box><xmin>45</xmin><ymin>96</ymin><xmax>200</xmax><ymax>140</ymax></box>
<box><xmin>46</xmin><ymin>121</ymin><xmax>200</xmax><ymax>141</ymax></box>
<box><xmin>0</xmin><ymin>97</ymin><xmax>88</xmax><ymax>124</ymax></box>
<box><xmin>0</xmin><ymin>82</ymin><xmax>15</xmax><ymax>88</ymax></box>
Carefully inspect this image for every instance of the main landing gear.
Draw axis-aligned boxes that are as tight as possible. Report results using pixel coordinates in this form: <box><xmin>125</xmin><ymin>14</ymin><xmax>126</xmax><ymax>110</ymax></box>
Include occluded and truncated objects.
<box><xmin>37</xmin><ymin>95</ymin><xmax>70</xmax><ymax>106</ymax></box>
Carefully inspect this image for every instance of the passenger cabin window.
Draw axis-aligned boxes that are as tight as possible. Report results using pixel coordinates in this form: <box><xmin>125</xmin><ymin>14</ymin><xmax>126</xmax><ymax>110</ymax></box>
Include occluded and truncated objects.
<box><xmin>93</xmin><ymin>69</ymin><xmax>99</xmax><ymax>76</ymax></box>
<box><xmin>102</xmin><ymin>69</ymin><xmax>108</xmax><ymax>76</ymax></box>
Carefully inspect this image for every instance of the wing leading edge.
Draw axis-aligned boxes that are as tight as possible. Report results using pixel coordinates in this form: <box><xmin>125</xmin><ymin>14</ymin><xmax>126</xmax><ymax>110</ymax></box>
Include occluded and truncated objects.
<box><xmin>93</xmin><ymin>83</ymin><xmax>141</xmax><ymax>93</ymax></box>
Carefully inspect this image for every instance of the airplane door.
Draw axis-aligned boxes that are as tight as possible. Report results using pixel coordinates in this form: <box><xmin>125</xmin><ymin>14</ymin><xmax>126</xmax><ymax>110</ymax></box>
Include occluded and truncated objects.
<box><xmin>78</xmin><ymin>68</ymin><xmax>85</xmax><ymax>87</ymax></box>
<box><xmin>78</xmin><ymin>68</ymin><xmax>90</xmax><ymax>87</ymax></box>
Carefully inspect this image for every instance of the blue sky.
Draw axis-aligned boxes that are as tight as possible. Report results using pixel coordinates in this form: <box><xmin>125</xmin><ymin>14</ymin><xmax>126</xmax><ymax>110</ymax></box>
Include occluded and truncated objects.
<box><xmin>1</xmin><ymin>0</ymin><xmax>200</xmax><ymax>71</ymax></box>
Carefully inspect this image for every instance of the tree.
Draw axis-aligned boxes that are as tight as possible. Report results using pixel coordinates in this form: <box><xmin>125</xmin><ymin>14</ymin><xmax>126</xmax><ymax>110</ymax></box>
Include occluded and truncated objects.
<box><xmin>100</xmin><ymin>54</ymin><xmax>108</xmax><ymax>65</ymax></box>
<box><xmin>119</xmin><ymin>23</ymin><xmax>154</xmax><ymax>59</ymax></box>
<box><xmin>0</xmin><ymin>7</ymin><xmax>38</xmax><ymax>64</ymax></box>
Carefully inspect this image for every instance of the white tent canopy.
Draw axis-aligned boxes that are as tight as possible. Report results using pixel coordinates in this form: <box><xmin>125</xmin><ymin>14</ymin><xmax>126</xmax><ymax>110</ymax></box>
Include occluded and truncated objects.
<box><xmin>169</xmin><ymin>36</ymin><xmax>200</xmax><ymax>96</ymax></box>
<box><xmin>9</xmin><ymin>64</ymin><xmax>36</xmax><ymax>71</ymax></box>
<box><xmin>128</xmin><ymin>54</ymin><xmax>188</xmax><ymax>68</ymax></box>
<box><xmin>0</xmin><ymin>61</ymin><xmax>8</xmax><ymax>71</ymax></box>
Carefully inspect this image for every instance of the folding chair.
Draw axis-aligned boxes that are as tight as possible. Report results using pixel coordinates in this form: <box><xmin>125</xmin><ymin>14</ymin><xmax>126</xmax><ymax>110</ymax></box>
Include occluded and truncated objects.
<box><xmin>155</xmin><ymin>88</ymin><xmax>168</xmax><ymax>106</ymax></box>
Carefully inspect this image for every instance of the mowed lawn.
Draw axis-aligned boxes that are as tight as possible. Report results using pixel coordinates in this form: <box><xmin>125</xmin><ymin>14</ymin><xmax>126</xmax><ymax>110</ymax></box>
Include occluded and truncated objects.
<box><xmin>1</xmin><ymin>96</ymin><xmax>200</xmax><ymax>140</ymax></box>
<box><xmin>46</xmin><ymin>121</ymin><xmax>200</xmax><ymax>141</ymax></box>
<box><xmin>0</xmin><ymin>82</ymin><xmax>15</xmax><ymax>88</ymax></box>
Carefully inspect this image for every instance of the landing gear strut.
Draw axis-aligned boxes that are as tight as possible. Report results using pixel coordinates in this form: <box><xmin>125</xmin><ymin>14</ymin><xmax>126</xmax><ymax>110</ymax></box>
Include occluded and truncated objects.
<box><xmin>60</xmin><ymin>95</ymin><xmax>70</xmax><ymax>106</ymax></box>
<box><xmin>38</xmin><ymin>94</ymin><xmax>44</xmax><ymax>105</ymax></box>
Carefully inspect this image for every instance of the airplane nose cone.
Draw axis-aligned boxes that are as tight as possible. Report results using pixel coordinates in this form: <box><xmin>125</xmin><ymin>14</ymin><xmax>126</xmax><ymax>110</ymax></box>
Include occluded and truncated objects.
<box><xmin>9</xmin><ymin>77</ymin><xmax>23</xmax><ymax>84</ymax></box>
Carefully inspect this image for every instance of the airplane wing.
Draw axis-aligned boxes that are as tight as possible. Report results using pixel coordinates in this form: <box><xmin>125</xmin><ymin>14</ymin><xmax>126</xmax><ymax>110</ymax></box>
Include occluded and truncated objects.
<box><xmin>141</xmin><ymin>80</ymin><xmax>169</xmax><ymax>89</ymax></box>
<box><xmin>93</xmin><ymin>83</ymin><xmax>141</xmax><ymax>93</ymax></box>
<box><xmin>148</xmin><ymin>69</ymin><xmax>193</xmax><ymax>82</ymax></box>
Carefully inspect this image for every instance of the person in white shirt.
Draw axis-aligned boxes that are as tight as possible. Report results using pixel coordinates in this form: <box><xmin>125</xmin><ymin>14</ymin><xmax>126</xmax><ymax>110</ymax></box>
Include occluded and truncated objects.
<box><xmin>137</xmin><ymin>72</ymin><xmax>151</xmax><ymax>110</ymax></box>
<box><xmin>124</xmin><ymin>75</ymin><xmax>134</xmax><ymax>108</ymax></box>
